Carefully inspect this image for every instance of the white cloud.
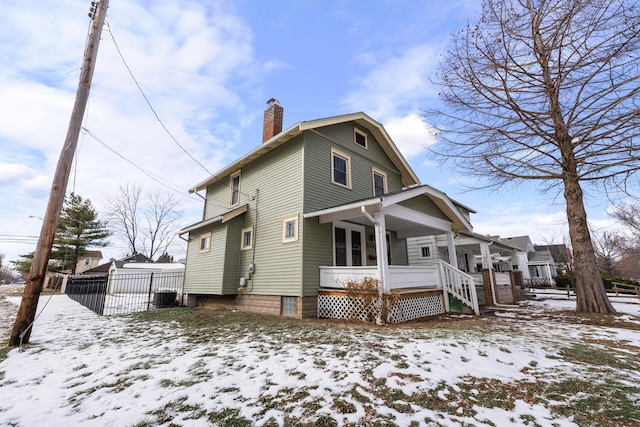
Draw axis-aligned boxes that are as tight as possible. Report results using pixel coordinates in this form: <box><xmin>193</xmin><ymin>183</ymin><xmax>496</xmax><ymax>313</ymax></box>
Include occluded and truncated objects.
<box><xmin>384</xmin><ymin>114</ymin><xmax>437</xmax><ymax>160</ymax></box>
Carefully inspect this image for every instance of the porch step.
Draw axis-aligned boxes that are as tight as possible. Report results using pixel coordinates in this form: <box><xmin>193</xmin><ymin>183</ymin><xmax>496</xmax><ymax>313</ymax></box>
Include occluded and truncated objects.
<box><xmin>480</xmin><ymin>307</ymin><xmax>497</xmax><ymax>316</ymax></box>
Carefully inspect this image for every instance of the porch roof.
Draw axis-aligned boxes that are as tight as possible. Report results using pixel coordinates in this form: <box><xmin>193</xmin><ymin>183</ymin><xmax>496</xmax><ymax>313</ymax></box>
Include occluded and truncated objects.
<box><xmin>453</xmin><ymin>230</ymin><xmax>521</xmax><ymax>254</ymax></box>
<box><xmin>304</xmin><ymin>185</ymin><xmax>473</xmax><ymax>238</ymax></box>
<box><xmin>178</xmin><ymin>204</ymin><xmax>248</xmax><ymax>236</ymax></box>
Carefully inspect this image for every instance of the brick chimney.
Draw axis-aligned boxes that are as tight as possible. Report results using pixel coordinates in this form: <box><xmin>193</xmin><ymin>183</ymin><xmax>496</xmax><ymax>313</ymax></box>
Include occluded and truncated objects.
<box><xmin>262</xmin><ymin>98</ymin><xmax>283</xmax><ymax>143</ymax></box>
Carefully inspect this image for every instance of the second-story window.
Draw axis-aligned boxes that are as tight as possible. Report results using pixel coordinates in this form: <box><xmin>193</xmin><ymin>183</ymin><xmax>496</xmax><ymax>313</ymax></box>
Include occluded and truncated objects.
<box><xmin>331</xmin><ymin>148</ymin><xmax>351</xmax><ymax>188</ymax></box>
<box><xmin>229</xmin><ymin>171</ymin><xmax>241</xmax><ymax>206</ymax></box>
<box><xmin>372</xmin><ymin>168</ymin><xmax>387</xmax><ymax>196</ymax></box>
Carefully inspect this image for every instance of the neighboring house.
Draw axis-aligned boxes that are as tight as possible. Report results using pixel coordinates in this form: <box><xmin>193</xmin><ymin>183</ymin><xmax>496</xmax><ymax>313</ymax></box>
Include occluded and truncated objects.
<box><xmin>75</xmin><ymin>250</ymin><xmax>103</xmax><ymax>274</ymax></box>
<box><xmin>408</xmin><ymin>231</ymin><xmax>524</xmax><ymax>306</ymax></box>
<box><xmin>179</xmin><ymin>100</ymin><xmax>479</xmax><ymax>322</ymax></box>
<box><xmin>107</xmin><ymin>262</ymin><xmax>184</xmax><ymax>294</ymax></box>
<box><xmin>535</xmin><ymin>244</ymin><xmax>573</xmax><ymax>275</ymax></box>
<box><xmin>503</xmin><ymin>236</ymin><xmax>559</xmax><ymax>285</ymax></box>
<box><xmin>82</xmin><ymin>253</ymin><xmax>153</xmax><ymax>274</ymax></box>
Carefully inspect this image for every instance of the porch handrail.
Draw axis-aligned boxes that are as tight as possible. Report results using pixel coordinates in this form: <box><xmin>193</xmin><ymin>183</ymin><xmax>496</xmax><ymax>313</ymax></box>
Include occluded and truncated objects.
<box><xmin>437</xmin><ymin>260</ymin><xmax>479</xmax><ymax>315</ymax></box>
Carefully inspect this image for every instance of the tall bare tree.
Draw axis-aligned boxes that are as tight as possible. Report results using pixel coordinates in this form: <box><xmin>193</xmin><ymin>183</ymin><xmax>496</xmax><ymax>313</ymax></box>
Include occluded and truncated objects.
<box><xmin>429</xmin><ymin>0</ymin><xmax>640</xmax><ymax>313</ymax></box>
<box><xmin>141</xmin><ymin>191</ymin><xmax>182</xmax><ymax>261</ymax></box>
<box><xmin>104</xmin><ymin>183</ymin><xmax>142</xmax><ymax>256</ymax></box>
<box><xmin>105</xmin><ymin>184</ymin><xmax>182</xmax><ymax>261</ymax></box>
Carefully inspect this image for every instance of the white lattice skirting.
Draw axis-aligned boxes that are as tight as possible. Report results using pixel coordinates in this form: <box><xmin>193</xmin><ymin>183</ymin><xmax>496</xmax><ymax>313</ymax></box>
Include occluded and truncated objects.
<box><xmin>318</xmin><ymin>292</ymin><xmax>445</xmax><ymax>324</ymax></box>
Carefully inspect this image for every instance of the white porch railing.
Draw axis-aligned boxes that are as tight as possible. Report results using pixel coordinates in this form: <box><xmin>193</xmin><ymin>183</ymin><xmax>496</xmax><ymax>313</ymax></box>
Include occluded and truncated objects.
<box><xmin>437</xmin><ymin>260</ymin><xmax>479</xmax><ymax>315</ymax></box>
<box><xmin>319</xmin><ymin>265</ymin><xmax>440</xmax><ymax>290</ymax></box>
<box><xmin>318</xmin><ymin>262</ymin><xmax>479</xmax><ymax>316</ymax></box>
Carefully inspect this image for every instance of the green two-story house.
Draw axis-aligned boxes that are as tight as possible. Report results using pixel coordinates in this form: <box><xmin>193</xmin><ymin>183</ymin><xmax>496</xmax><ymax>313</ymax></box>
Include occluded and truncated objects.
<box><xmin>179</xmin><ymin>100</ymin><xmax>478</xmax><ymax>322</ymax></box>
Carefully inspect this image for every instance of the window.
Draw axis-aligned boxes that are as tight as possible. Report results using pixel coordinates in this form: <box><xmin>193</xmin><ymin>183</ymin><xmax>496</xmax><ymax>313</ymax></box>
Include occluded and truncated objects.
<box><xmin>199</xmin><ymin>233</ymin><xmax>211</xmax><ymax>253</ymax></box>
<box><xmin>372</xmin><ymin>168</ymin><xmax>387</xmax><ymax>196</ymax></box>
<box><xmin>354</xmin><ymin>128</ymin><xmax>368</xmax><ymax>148</ymax></box>
<box><xmin>331</xmin><ymin>148</ymin><xmax>351</xmax><ymax>188</ymax></box>
<box><xmin>229</xmin><ymin>171</ymin><xmax>241</xmax><ymax>206</ymax></box>
<box><xmin>84</xmin><ymin>258</ymin><xmax>90</xmax><ymax>266</ymax></box>
<box><xmin>282</xmin><ymin>296</ymin><xmax>297</xmax><ymax>317</ymax></box>
<box><xmin>241</xmin><ymin>227</ymin><xmax>253</xmax><ymax>250</ymax></box>
<box><xmin>421</xmin><ymin>246</ymin><xmax>431</xmax><ymax>258</ymax></box>
<box><xmin>282</xmin><ymin>215</ymin><xmax>298</xmax><ymax>242</ymax></box>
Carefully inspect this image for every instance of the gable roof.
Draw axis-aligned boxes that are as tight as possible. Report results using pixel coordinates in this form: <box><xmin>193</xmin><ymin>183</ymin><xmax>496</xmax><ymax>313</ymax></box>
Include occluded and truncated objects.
<box><xmin>535</xmin><ymin>244</ymin><xmax>572</xmax><ymax>264</ymax></box>
<box><xmin>304</xmin><ymin>184</ymin><xmax>473</xmax><ymax>235</ymax></box>
<box><xmin>528</xmin><ymin>250</ymin><xmax>554</xmax><ymax>264</ymax></box>
<box><xmin>502</xmin><ymin>236</ymin><xmax>533</xmax><ymax>252</ymax></box>
<box><xmin>189</xmin><ymin>112</ymin><xmax>420</xmax><ymax>193</ymax></box>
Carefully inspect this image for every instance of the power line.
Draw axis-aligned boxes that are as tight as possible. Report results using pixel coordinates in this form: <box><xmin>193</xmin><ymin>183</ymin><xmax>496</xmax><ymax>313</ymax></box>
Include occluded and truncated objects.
<box><xmin>104</xmin><ymin>21</ymin><xmax>255</xmax><ymax>203</ymax></box>
<box><xmin>105</xmin><ymin>21</ymin><xmax>214</xmax><ymax>177</ymax></box>
<box><xmin>81</xmin><ymin>127</ymin><xmax>200</xmax><ymax>202</ymax></box>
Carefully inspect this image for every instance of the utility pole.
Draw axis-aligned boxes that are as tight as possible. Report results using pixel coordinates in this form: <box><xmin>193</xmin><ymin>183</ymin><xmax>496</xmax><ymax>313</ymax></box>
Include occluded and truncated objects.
<box><xmin>9</xmin><ymin>0</ymin><xmax>110</xmax><ymax>346</ymax></box>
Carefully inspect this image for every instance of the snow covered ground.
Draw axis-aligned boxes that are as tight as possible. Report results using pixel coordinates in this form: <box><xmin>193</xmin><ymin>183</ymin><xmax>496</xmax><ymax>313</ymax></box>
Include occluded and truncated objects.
<box><xmin>0</xmin><ymin>289</ymin><xmax>639</xmax><ymax>426</ymax></box>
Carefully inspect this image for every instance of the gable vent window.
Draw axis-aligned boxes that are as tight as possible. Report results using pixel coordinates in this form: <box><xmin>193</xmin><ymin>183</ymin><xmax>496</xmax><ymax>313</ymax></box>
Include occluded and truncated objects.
<box><xmin>354</xmin><ymin>128</ymin><xmax>368</xmax><ymax>148</ymax></box>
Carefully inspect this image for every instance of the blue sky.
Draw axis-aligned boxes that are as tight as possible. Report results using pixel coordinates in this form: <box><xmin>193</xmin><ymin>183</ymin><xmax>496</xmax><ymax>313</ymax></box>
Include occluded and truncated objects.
<box><xmin>0</xmin><ymin>0</ymin><xmax>615</xmax><ymax>266</ymax></box>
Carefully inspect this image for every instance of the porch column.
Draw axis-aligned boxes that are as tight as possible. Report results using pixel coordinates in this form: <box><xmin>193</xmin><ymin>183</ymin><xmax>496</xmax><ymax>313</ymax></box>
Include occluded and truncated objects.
<box><xmin>373</xmin><ymin>211</ymin><xmax>390</xmax><ymax>292</ymax></box>
<box><xmin>446</xmin><ymin>231</ymin><xmax>458</xmax><ymax>268</ymax></box>
<box><xmin>480</xmin><ymin>242</ymin><xmax>496</xmax><ymax>305</ymax></box>
<box><xmin>479</xmin><ymin>242</ymin><xmax>492</xmax><ymax>270</ymax></box>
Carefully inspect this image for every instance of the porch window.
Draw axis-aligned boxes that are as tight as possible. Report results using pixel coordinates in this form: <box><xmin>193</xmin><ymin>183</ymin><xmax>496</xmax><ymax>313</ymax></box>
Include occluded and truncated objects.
<box><xmin>199</xmin><ymin>232</ymin><xmax>211</xmax><ymax>253</ymax></box>
<box><xmin>372</xmin><ymin>168</ymin><xmax>387</xmax><ymax>196</ymax></box>
<box><xmin>229</xmin><ymin>171</ymin><xmax>241</xmax><ymax>206</ymax></box>
<box><xmin>241</xmin><ymin>227</ymin><xmax>253</xmax><ymax>250</ymax></box>
<box><xmin>282</xmin><ymin>215</ymin><xmax>298</xmax><ymax>243</ymax></box>
<box><xmin>421</xmin><ymin>246</ymin><xmax>430</xmax><ymax>258</ymax></box>
<box><xmin>354</xmin><ymin>128</ymin><xmax>368</xmax><ymax>148</ymax></box>
<box><xmin>333</xmin><ymin>222</ymin><xmax>365</xmax><ymax>266</ymax></box>
<box><xmin>331</xmin><ymin>148</ymin><xmax>351</xmax><ymax>188</ymax></box>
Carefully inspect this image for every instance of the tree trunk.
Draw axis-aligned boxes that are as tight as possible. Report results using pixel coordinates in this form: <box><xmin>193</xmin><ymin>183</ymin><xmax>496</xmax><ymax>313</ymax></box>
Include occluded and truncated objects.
<box><xmin>564</xmin><ymin>173</ymin><xmax>616</xmax><ymax>314</ymax></box>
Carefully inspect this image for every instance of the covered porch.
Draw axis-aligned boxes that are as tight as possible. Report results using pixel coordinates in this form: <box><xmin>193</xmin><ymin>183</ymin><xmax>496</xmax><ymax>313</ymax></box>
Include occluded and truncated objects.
<box><xmin>304</xmin><ymin>185</ymin><xmax>480</xmax><ymax>322</ymax></box>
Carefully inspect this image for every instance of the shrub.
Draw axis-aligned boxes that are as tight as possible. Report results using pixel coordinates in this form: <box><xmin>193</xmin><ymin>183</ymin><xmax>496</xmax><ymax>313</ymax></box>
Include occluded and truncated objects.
<box><xmin>344</xmin><ymin>277</ymin><xmax>399</xmax><ymax>325</ymax></box>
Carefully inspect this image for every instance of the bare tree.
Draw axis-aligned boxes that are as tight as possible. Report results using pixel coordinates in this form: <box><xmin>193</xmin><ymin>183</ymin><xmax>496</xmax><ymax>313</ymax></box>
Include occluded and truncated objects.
<box><xmin>105</xmin><ymin>184</ymin><xmax>182</xmax><ymax>261</ymax></box>
<box><xmin>429</xmin><ymin>0</ymin><xmax>640</xmax><ymax>313</ymax></box>
<box><xmin>608</xmin><ymin>203</ymin><xmax>640</xmax><ymax>279</ymax></box>
<box><xmin>591</xmin><ymin>229</ymin><xmax>625</xmax><ymax>277</ymax></box>
<box><xmin>141</xmin><ymin>191</ymin><xmax>182</xmax><ymax>261</ymax></box>
<box><xmin>609</xmin><ymin>203</ymin><xmax>640</xmax><ymax>240</ymax></box>
<box><xmin>104</xmin><ymin>183</ymin><xmax>142</xmax><ymax>256</ymax></box>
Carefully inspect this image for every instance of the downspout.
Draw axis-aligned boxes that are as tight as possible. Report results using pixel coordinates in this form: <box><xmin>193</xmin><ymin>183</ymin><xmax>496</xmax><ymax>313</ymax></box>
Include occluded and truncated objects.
<box><xmin>485</xmin><ymin>241</ymin><xmax>519</xmax><ymax>309</ymax></box>
<box><xmin>361</xmin><ymin>206</ymin><xmax>385</xmax><ymax>325</ymax></box>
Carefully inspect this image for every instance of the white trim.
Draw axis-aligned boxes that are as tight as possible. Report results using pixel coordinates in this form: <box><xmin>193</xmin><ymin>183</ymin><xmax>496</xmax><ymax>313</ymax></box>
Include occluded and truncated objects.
<box><xmin>354</xmin><ymin>127</ymin><xmax>368</xmax><ymax>148</ymax></box>
<box><xmin>332</xmin><ymin>221</ymin><xmax>365</xmax><ymax>266</ymax></box>
<box><xmin>282</xmin><ymin>215</ymin><xmax>299</xmax><ymax>243</ymax></box>
<box><xmin>330</xmin><ymin>147</ymin><xmax>352</xmax><ymax>189</ymax></box>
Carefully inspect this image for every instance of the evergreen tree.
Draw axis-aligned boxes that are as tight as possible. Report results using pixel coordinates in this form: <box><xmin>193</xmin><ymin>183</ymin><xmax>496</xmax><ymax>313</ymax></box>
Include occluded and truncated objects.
<box><xmin>52</xmin><ymin>193</ymin><xmax>110</xmax><ymax>274</ymax></box>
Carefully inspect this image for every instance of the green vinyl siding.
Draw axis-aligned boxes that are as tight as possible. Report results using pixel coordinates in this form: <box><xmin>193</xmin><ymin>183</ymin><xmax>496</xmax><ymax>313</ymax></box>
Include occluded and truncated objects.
<box><xmin>223</xmin><ymin>137</ymin><xmax>305</xmax><ymax>296</ymax></box>
<box><xmin>183</xmin><ymin>225</ymin><xmax>228</xmax><ymax>294</ymax></box>
<box><xmin>398</xmin><ymin>197</ymin><xmax>450</xmax><ymax>222</ymax></box>
<box><xmin>302</xmin><ymin>218</ymin><xmax>333</xmax><ymax>296</ymax></box>
<box><xmin>303</xmin><ymin>124</ymin><xmax>403</xmax><ymax>212</ymax></box>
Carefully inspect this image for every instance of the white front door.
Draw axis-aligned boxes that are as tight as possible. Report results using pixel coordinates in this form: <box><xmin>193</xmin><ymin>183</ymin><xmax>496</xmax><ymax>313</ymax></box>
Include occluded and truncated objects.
<box><xmin>333</xmin><ymin>222</ymin><xmax>365</xmax><ymax>266</ymax></box>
